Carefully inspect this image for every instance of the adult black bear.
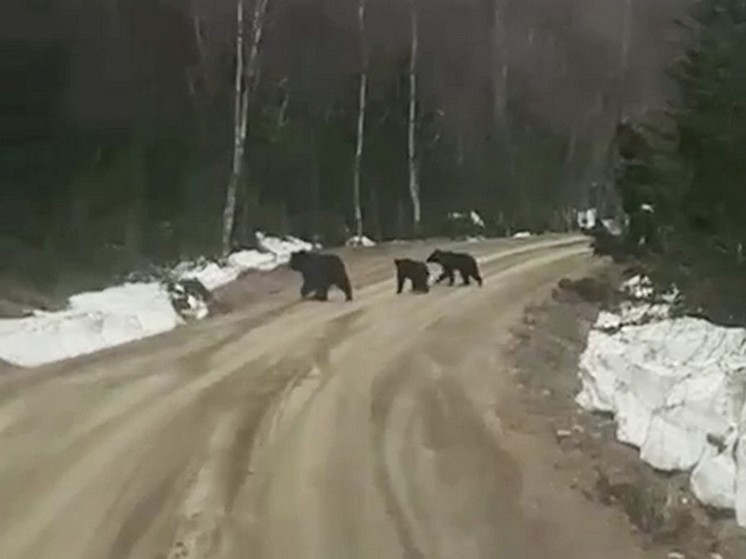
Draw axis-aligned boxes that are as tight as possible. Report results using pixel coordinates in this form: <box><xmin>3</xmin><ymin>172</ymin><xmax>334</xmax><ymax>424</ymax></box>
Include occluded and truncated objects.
<box><xmin>426</xmin><ymin>249</ymin><xmax>483</xmax><ymax>287</ymax></box>
<box><xmin>289</xmin><ymin>250</ymin><xmax>353</xmax><ymax>301</ymax></box>
<box><xmin>394</xmin><ymin>258</ymin><xmax>429</xmax><ymax>294</ymax></box>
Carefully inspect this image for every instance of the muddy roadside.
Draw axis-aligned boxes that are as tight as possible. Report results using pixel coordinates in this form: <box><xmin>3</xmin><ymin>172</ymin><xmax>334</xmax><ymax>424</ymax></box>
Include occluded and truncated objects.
<box><xmin>505</xmin><ymin>265</ymin><xmax>746</xmax><ymax>559</ymax></box>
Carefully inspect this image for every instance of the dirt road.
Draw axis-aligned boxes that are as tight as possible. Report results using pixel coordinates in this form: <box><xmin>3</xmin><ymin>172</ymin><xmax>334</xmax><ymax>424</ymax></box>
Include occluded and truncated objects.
<box><xmin>0</xmin><ymin>236</ymin><xmax>637</xmax><ymax>559</ymax></box>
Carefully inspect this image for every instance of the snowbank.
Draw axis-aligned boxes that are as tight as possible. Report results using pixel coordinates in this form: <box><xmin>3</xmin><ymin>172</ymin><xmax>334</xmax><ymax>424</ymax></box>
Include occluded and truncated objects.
<box><xmin>0</xmin><ymin>283</ymin><xmax>181</xmax><ymax>367</ymax></box>
<box><xmin>512</xmin><ymin>231</ymin><xmax>532</xmax><ymax>239</ymax></box>
<box><xmin>255</xmin><ymin>231</ymin><xmax>316</xmax><ymax>261</ymax></box>
<box><xmin>577</xmin><ymin>276</ymin><xmax>746</xmax><ymax>525</ymax></box>
<box><xmin>173</xmin><ymin>251</ymin><xmax>274</xmax><ymax>291</ymax></box>
<box><xmin>0</xmin><ymin>233</ymin><xmax>313</xmax><ymax>368</ymax></box>
<box><xmin>172</xmin><ymin>232</ymin><xmax>312</xmax><ymax>291</ymax></box>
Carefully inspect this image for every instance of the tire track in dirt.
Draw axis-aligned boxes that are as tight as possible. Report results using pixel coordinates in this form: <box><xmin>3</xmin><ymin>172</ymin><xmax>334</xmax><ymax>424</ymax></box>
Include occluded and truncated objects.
<box><xmin>366</xmin><ymin>248</ymin><xmax>592</xmax><ymax>559</ymax></box>
<box><xmin>252</xmin><ymin>242</ymin><xmax>590</xmax><ymax>559</ymax></box>
<box><xmin>0</xmin><ymin>236</ymin><xmax>591</xmax><ymax>559</ymax></box>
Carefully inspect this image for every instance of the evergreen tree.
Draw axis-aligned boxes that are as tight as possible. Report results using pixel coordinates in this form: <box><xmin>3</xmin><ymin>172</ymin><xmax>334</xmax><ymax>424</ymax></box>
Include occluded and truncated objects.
<box><xmin>609</xmin><ymin>0</ymin><xmax>746</xmax><ymax>324</ymax></box>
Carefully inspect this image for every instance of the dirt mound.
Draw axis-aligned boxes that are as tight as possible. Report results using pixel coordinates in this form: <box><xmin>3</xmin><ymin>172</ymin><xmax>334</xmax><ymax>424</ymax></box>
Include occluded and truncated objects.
<box><xmin>595</xmin><ymin>466</ymin><xmax>695</xmax><ymax>543</ymax></box>
<box><xmin>557</xmin><ymin>276</ymin><xmax>614</xmax><ymax>304</ymax></box>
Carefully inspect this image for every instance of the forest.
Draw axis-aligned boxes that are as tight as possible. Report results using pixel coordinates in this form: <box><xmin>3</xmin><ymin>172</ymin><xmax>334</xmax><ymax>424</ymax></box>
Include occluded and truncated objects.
<box><xmin>611</xmin><ymin>0</ymin><xmax>746</xmax><ymax>323</ymax></box>
<box><xmin>5</xmin><ymin>0</ymin><xmax>741</xmax><ymax>291</ymax></box>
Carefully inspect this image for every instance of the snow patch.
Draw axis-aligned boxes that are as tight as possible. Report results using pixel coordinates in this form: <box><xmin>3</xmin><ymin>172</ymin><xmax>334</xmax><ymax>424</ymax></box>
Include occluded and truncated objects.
<box><xmin>512</xmin><ymin>231</ymin><xmax>532</xmax><ymax>239</ymax></box>
<box><xmin>469</xmin><ymin>210</ymin><xmax>485</xmax><ymax>228</ymax></box>
<box><xmin>577</xmin><ymin>276</ymin><xmax>746</xmax><ymax>525</ymax></box>
<box><xmin>447</xmin><ymin>210</ymin><xmax>485</xmax><ymax>229</ymax></box>
<box><xmin>255</xmin><ymin>231</ymin><xmax>315</xmax><ymax>261</ymax></box>
<box><xmin>601</xmin><ymin>218</ymin><xmax>623</xmax><ymax>237</ymax></box>
<box><xmin>576</xmin><ymin>208</ymin><xmax>598</xmax><ymax>229</ymax></box>
<box><xmin>346</xmin><ymin>235</ymin><xmax>376</xmax><ymax>248</ymax></box>
<box><xmin>0</xmin><ymin>232</ymin><xmax>314</xmax><ymax>368</ymax></box>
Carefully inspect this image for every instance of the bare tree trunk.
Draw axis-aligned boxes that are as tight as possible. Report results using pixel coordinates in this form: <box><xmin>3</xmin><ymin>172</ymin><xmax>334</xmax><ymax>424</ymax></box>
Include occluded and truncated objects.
<box><xmin>407</xmin><ymin>3</ymin><xmax>421</xmax><ymax>235</ymax></box>
<box><xmin>222</xmin><ymin>0</ymin><xmax>270</xmax><ymax>256</ymax></box>
<box><xmin>352</xmin><ymin>0</ymin><xmax>367</xmax><ymax>239</ymax></box>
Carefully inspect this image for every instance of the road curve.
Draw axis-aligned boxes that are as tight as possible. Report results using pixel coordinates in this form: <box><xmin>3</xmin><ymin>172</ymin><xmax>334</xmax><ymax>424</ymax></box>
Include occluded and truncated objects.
<box><xmin>0</xmin><ymin>236</ymin><xmax>593</xmax><ymax>559</ymax></box>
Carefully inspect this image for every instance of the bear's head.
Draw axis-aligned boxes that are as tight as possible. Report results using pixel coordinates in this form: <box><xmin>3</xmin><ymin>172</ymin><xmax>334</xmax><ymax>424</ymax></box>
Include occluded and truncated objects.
<box><xmin>289</xmin><ymin>250</ymin><xmax>309</xmax><ymax>271</ymax></box>
<box><xmin>425</xmin><ymin>250</ymin><xmax>442</xmax><ymax>264</ymax></box>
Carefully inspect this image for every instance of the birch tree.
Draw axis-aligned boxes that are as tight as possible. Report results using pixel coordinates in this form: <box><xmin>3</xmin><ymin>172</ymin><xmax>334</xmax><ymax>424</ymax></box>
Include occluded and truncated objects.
<box><xmin>407</xmin><ymin>1</ymin><xmax>421</xmax><ymax>234</ymax></box>
<box><xmin>352</xmin><ymin>0</ymin><xmax>367</xmax><ymax>240</ymax></box>
<box><xmin>222</xmin><ymin>0</ymin><xmax>270</xmax><ymax>256</ymax></box>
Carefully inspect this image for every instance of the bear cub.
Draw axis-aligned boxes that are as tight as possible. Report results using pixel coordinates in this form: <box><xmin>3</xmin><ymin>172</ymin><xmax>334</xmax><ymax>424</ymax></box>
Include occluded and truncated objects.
<box><xmin>426</xmin><ymin>249</ymin><xmax>483</xmax><ymax>287</ymax></box>
<box><xmin>289</xmin><ymin>250</ymin><xmax>353</xmax><ymax>301</ymax></box>
<box><xmin>394</xmin><ymin>258</ymin><xmax>430</xmax><ymax>294</ymax></box>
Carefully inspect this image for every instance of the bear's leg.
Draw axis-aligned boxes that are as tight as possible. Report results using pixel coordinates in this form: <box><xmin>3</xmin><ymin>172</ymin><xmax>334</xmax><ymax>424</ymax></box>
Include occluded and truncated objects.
<box><xmin>415</xmin><ymin>275</ymin><xmax>429</xmax><ymax>293</ymax></box>
<box><xmin>336</xmin><ymin>276</ymin><xmax>353</xmax><ymax>301</ymax></box>
<box><xmin>460</xmin><ymin>268</ymin><xmax>471</xmax><ymax>286</ymax></box>
<box><xmin>411</xmin><ymin>277</ymin><xmax>420</xmax><ymax>292</ymax></box>
<box><xmin>447</xmin><ymin>268</ymin><xmax>455</xmax><ymax>286</ymax></box>
<box><xmin>300</xmin><ymin>280</ymin><xmax>313</xmax><ymax>299</ymax></box>
<box><xmin>422</xmin><ymin>274</ymin><xmax>430</xmax><ymax>292</ymax></box>
<box><xmin>313</xmin><ymin>285</ymin><xmax>330</xmax><ymax>301</ymax></box>
<box><xmin>396</xmin><ymin>271</ymin><xmax>405</xmax><ymax>294</ymax></box>
<box><xmin>473</xmin><ymin>269</ymin><xmax>483</xmax><ymax>287</ymax></box>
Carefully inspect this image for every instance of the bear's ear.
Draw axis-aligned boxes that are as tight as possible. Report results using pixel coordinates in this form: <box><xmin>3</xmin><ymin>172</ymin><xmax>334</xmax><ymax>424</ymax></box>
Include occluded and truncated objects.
<box><xmin>394</xmin><ymin>258</ymin><xmax>402</xmax><ymax>265</ymax></box>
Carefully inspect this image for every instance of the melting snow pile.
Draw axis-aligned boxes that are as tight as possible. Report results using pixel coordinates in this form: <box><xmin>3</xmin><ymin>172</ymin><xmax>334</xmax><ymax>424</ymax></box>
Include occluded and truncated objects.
<box><xmin>512</xmin><ymin>231</ymin><xmax>532</xmax><ymax>239</ymax></box>
<box><xmin>576</xmin><ymin>276</ymin><xmax>746</xmax><ymax>526</ymax></box>
<box><xmin>0</xmin><ymin>232</ymin><xmax>313</xmax><ymax>368</ymax></box>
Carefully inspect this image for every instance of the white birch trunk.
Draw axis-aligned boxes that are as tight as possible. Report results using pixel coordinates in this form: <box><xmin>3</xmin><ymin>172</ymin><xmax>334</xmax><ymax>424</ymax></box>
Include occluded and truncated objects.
<box><xmin>407</xmin><ymin>3</ymin><xmax>421</xmax><ymax>234</ymax></box>
<box><xmin>222</xmin><ymin>0</ymin><xmax>270</xmax><ymax>256</ymax></box>
<box><xmin>352</xmin><ymin>0</ymin><xmax>367</xmax><ymax>239</ymax></box>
